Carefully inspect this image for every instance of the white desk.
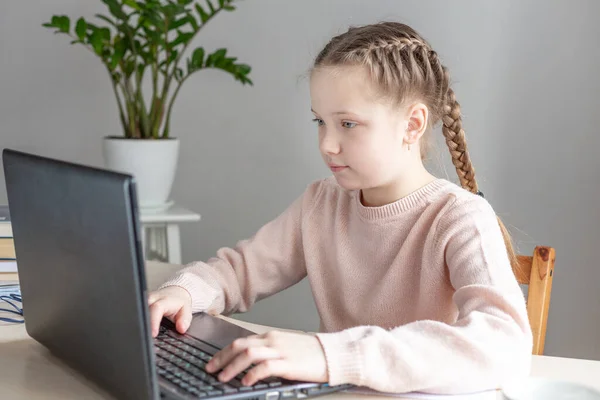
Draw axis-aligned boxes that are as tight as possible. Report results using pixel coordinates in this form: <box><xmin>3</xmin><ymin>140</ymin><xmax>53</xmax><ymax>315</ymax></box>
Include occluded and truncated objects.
<box><xmin>140</xmin><ymin>205</ymin><xmax>201</xmax><ymax>264</ymax></box>
<box><xmin>1</xmin><ymin>262</ymin><xmax>600</xmax><ymax>399</ymax></box>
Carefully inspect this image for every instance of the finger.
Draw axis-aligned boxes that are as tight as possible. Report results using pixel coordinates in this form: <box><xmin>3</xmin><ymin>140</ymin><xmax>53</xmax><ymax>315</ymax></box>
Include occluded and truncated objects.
<box><xmin>243</xmin><ymin>359</ymin><xmax>287</xmax><ymax>386</ymax></box>
<box><xmin>149</xmin><ymin>302</ymin><xmax>166</xmax><ymax>338</ymax></box>
<box><xmin>174</xmin><ymin>303</ymin><xmax>192</xmax><ymax>334</ymax></box>
<box><xmin>148</xmin><ymin>293</ymin><xmax>160</xmax><ymax>306</ymax></box>
<box><xmin>150</xmin><ymin>302</ymin><xmax>179</xmax><ymax>337</ymax></box>
<box><xmin>217</xmin><ymin>346</ymin><xmax>280</xmax><ymax>383</ymax></box>
<box><xmin>206</xmin><ymin>336</ymin><xmax>266</xmax><ymax>374</ymax></box>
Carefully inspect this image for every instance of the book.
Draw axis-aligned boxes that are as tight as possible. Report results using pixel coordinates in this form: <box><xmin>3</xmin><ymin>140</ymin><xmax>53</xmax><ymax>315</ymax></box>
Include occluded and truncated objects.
<box><xmin>0</xmin><ymin>238</ymin><xmax>16</xmax><ymax>259</ymax></box>
<box><xmin>0</xmin><ymin>207</ymin><xmax>16</xmax><ymax>273</ymax></box>
<box><xmin>0</xmin><ymin>260</ymin><xmax>17</xmax><ymax>273</ymax></box>
<box><xmin>0</xmin><ymin>205</ymin><xmax>12</xmax><ymax>238</ymax></box>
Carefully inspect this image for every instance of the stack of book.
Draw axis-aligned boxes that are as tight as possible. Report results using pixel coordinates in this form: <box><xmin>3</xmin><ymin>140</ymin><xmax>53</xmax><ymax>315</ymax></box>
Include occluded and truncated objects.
<box><xmin>0</xmin><ymin>205</ymin><xmax>16</xmax><ymax>274</ymax></box>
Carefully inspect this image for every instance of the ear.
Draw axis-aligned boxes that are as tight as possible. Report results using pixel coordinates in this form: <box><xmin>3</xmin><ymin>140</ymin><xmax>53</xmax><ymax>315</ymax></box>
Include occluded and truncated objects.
<box><xmin>404</xmin><ymin>103</ymin><xmax>429</xmax><ymax>145</ymax></box>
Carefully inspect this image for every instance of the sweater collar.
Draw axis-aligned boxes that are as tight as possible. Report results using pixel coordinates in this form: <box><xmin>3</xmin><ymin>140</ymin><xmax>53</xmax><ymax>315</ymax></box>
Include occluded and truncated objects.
<box><xmin>355</xmin><ymin>179</ymin><xmax>449</xmax><ymax>220</ymax></box>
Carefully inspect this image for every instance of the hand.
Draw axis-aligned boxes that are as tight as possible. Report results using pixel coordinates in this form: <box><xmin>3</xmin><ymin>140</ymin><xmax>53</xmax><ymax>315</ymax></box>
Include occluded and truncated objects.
<box><xmin>148</xmin><ymin>286</ymin><xmax>192</xmax><ymax>337</ymax></box>
<box><xmin>205</xmin><ymin>330</ymin><xmax>329</xmax><ymax>386</ymax></box>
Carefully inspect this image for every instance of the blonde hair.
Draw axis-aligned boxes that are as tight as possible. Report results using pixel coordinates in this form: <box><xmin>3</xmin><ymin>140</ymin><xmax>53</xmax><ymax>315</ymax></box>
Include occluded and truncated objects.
<box><xmin>313</xmin><ymin>22</ymin><xmax>518</xmax><ymax>271</ymax></box>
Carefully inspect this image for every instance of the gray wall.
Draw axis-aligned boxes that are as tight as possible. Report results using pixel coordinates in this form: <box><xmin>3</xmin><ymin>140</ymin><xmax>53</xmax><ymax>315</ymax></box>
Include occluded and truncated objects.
<box><xmin>1</xmin><ymin>1</ymin><xmax>599</xmax><ymax>360</ymax></box>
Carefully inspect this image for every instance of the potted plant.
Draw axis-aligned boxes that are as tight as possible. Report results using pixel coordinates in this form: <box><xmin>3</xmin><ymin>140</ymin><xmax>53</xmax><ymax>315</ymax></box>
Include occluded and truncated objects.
<box><xmin>43</xmin><ymin>0</ymin><xmax>252</xmax><ymax>210</ymax></box>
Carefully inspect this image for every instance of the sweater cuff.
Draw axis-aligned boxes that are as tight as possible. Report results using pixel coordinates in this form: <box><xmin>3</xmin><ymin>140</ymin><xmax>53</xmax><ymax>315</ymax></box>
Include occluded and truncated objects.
<box><xmin>316</xmin><ymin>330</ymin><xmax>364</xmax><ymax>386</ymax></box>
<box><xmin>158</xmin><ymin>270</ymin><xmax>224</xmax><ymax>314</ymax></box>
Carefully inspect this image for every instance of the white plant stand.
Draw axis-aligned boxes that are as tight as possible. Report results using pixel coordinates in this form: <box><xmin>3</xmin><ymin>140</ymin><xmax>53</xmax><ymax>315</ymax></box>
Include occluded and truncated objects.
<box><xmin>139</xmin><ymin>205</ymin><xmax>201</xmax><ymax>264</ymax></box>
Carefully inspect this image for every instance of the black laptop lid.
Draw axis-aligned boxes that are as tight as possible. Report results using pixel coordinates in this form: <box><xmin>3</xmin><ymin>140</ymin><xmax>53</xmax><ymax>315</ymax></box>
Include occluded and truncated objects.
<box><xmin>2</xmin><ymin>149</ymin><xmax>158</xmax><ymax>400</ymax></box>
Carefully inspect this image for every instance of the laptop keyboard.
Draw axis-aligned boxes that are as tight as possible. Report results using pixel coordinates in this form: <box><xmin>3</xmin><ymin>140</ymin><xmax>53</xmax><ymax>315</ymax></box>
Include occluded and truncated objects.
<box><xmin>154</xmin><ymin>326</ymin><xmax>282</xmax><ymax>398</ymax></box>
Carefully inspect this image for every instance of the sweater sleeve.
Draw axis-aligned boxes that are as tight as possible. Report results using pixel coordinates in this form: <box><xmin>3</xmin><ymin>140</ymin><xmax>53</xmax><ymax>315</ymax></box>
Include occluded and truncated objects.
<box><xmin>316</xmin><ymin>195</ymin><xmax>532</xmax><ymax>394</ymax></box>
<box><xmin>158</xmin><ymin>181</ymin><xmax>324</xmax><ymax>315</ymax></box>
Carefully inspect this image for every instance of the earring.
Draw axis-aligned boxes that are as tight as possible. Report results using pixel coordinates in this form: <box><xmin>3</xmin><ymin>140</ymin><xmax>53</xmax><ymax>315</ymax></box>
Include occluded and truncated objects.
<box><xmin>407</xmin><ymin>144</ymin><xmax>411</xmax><ymax>151</ymax></box>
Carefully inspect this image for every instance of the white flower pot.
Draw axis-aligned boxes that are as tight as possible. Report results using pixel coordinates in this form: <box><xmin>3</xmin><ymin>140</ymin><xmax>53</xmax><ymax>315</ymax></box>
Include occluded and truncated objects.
<box><xmin>102</xmin><ymin>137</ymin><xmax>180</xmax><ymax>211</ymax></box>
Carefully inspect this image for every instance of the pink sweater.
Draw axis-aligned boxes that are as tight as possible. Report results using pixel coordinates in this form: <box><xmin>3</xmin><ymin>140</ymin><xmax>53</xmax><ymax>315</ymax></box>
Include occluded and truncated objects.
<box><xmin>160</xmin><ymin>178</ymin><xmax>532</xmax><ymax>394</ymax></box>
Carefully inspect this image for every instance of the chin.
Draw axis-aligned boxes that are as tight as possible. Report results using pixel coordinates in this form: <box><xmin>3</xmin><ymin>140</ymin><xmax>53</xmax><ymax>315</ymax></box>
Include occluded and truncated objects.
<box><xmin>331</xmin><ymin>174</ymin><xmax>365</xmax><ymax>191</ymax></box>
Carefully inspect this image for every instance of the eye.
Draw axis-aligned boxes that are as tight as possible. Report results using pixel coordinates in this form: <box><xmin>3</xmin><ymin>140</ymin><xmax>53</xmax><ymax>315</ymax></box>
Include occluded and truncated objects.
<box><xmin>342</xmin><ymin>121</ymin><xmax>357</xmax><ymax>129</ymax></box>
<box><xmin>312</xmin><ymin>118</ymin><xmax>325</xmax><ymax>126</ymax></box>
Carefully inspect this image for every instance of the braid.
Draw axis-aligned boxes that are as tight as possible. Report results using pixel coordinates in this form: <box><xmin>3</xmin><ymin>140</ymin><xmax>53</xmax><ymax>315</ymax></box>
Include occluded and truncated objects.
<box><xmin>427</xmin><ymin>50</ymin><xmax>448</xmax><ymax>111</ymax></box>
<box><xmin>442</xmin><ymin>87</ymin><xmax>479</xmax><ymax>193</ymax></box>
<box><xmin>367</xmin><ymin>37</ymin><xmax>428</xmax><ymax>53</ymax></box>
<box><xmin>417</xmin><ymin>47</ymin><xmax>479</xmax><ymax>193</ymax></box>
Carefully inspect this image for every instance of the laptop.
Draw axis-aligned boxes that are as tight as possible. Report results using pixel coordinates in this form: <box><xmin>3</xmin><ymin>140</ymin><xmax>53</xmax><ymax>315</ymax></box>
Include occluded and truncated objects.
<box><xmin>2</xmin><ymin>149</ymin><xmax>352</xmax><ymax>400</ymax></box>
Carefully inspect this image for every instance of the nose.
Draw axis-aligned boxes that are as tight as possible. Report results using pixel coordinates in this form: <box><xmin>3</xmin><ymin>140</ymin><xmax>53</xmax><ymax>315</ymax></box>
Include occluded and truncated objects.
<box><xmin>319</xmin><ymin>128</ymin><xmax>341</xmax><ymax>156</ymax></box>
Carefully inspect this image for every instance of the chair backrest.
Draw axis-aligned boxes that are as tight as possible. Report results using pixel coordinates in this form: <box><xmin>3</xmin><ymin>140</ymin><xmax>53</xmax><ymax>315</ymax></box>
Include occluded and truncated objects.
<box><xmin>513</xmin><ymin>246</ymin><xmax>556</xmax><ymax>355</ymax></box>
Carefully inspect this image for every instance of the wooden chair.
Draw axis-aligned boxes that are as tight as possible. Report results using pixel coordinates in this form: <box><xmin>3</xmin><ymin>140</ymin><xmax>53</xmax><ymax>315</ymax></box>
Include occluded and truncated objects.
<box><xmin>513</xmin><ymin>246</ymin><xmax>556</xmax><ymax>355</ymax></box>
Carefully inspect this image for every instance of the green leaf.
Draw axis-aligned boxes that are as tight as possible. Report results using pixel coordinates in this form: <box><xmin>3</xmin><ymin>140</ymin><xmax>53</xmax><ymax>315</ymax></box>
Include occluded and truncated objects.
<box><xmin>75</xmin><ymin>18</ymin><xmax>87</xmax><ymax>40</ymax></box>
<box><xmin>89</xmin><ymin>29</ymin><xmax>105</xmax><ymax>55</ymax></box>
<box><xmin>205</xmin><ymin>50</ymin><xmax>254</xmax><ymax>86</ymax></box>
<box><xmin>174</xmin><ymin>68</ymin><xmax>184</xmax><ymax>82</ymax></box>
<box><xmin>191</xmin><ymin>47</ymin><xmax>205</xmax><ymax>69</ymax></box>
<box><xmin>58</xmin><ymin>16</ymin><xmax>70</xmax><ymax>33</ymax></box>
<box><xmin>205</xmin><ymin>48</ymin><xmax>226</xmax><ymax>68</ymax></box>
<box><xmin>169</xmin><ymin>31</ymin><xmax>194</xmax><ymax>48</ymax></box>
<box><xmin>212</xmin><ymin>48</ymin><xmax>226</xmax><ymax>60</ymax></box>
<box><xmin>169</xmin><ymin>49</ymin><xmax>179</xmax><ymax>64</ymax></box>
<box><xmin>162</xmin><ymin>3</ymin><xmax>177</xmax><ymax>18</ymax></box>
<box><xmin>195</xmin><ymin>4</ymin><xmax>210</xmax><ymax>23</ymax></box>
<box><xmin>85</xmin><ymin>21</ymin><xmax>99</xmax><ymax>31</ymax></box>
<box><xmin>101</xmin><ymin>0</ymin><xmax>127</xmax><ymax>20</ymax></box>
<box><xmin>99</xmin><ymin>27</ymin><xmax>111</xmax><ymax>41</ymax></box>
<box><xmin>165</xmin><ymin>49</ymin><xmax>179</xmax><ymax>66</ymax></box>
<box><xmin>43</xmin><ymin>15</ymin><xmax>64</xmax><ymax>31</ymax></box>
<box><xmin>123</xmin><ymin>0</ymin><xmax>141</xmax><ymax>10</ymax></box>
<box><xmin>142</xmin><ymin>26</ymin><xmax>162</xmax><ymax>43</ymax></box>
<box><xmin>173</xmin><ymin>2</ymin><xmax>189</xmax><ymax>16</ymax></box>
<box><xmin>137</xmin><ymin>64</ymin><xmax>146</xmax><ymax>79</ymax></box>
<box><xmin>169</xmin><ymin>16</ymin><xmax>190</xmax><ymax>31</ymax></box>
<box><xmin>110</xmin><ymin>37</ymin><xmax>127</xmax><ymax>69</ymax></box>
<box><xmin>134</xmin><ymin>39</ymin><xmax>143</xmax><ymax>54</ymax></box>
<box><xmin>124</xmin><ymin>59</ymin><xmax>136</xmax><ymax>77</ymax></box>
<box><xmin>206</xmin><ymin>0</ymin><xmax>216</xmax><ymax>14</ymax></box>
<box><xmin>187</xmin><ymin>12</ymin><xmax>199</xmax><ymax>31</ymax></box>
<box><xmin>140</xmin><ymin>50</ymin><xmax>155</xmax><ymax>64</ymax></box>
<box><xmin>223</xmin><ymin>5</ymin><xmax>236</xmax><ymax>11</ymax></box>
<box><xmin>140</xmin><ymin>0</ymin><xmax>159</xmax><ymax>10</ymax></box>
<box><xmin>95</xmin><ymin>14</ymin><xmax>118</xmax><ymax>29</ymax></box>
<box><xmin>237</xmin><ymin>64</ymin><xmax>251</xmax><ymax>75</ymax></box>
<box><xmin>44</xmin><ymin>15</ymin><xmax>70</xmax><ymax>33</ymax></box>
<box><xmin>140</xmin><ymin>10</ymin><xmax>164</xmax><ymax>32</ymax></box>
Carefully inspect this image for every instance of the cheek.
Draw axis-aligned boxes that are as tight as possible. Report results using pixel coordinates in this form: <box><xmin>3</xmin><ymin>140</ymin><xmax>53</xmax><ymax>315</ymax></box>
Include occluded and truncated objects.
<box><xmin>352</xmin><ymin>133</ymin><xmax>400</xmax><ymax>170</ymax></box>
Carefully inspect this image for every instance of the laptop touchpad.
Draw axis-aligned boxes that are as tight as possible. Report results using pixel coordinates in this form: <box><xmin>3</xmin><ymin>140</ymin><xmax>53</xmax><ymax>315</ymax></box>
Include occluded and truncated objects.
<box><xmin>186</xmin><ymin>313</ymin><xmax>256</xmax><ymax>350</ymax></box>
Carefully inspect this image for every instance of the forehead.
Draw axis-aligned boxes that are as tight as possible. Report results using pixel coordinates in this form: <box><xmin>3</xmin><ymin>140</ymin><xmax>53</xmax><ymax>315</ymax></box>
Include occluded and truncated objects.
<box><xmin>310</xmin><ymin>66</ymin><xmax>376</xmax><ymax>104</ymax></box>
<box><xmin>309</xmin><ymin>65</ymin><xmax>397</xmax><ymax>115</ymax></box>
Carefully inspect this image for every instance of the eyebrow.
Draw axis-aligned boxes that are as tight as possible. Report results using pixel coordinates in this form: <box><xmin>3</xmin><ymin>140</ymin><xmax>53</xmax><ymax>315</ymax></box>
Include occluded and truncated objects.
<box><xmin>311</xmin><ymin>108</ymin><xmax>359</xmax><ymax>116</ymax></box>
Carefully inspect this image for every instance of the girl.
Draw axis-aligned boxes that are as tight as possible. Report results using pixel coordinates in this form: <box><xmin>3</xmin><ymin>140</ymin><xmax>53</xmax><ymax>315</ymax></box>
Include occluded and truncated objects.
<box><xmin>148</xmin><ymin>22</ymin><xmax>532</xmax><ymax>394</ymax></box>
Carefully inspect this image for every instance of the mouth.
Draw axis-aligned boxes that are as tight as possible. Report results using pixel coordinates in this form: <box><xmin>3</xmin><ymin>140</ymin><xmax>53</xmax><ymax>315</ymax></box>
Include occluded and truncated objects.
<box><xmin>328</xmin><ymin>164</ymin><xmax>348</xmax><ymax>172</ymax></box>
